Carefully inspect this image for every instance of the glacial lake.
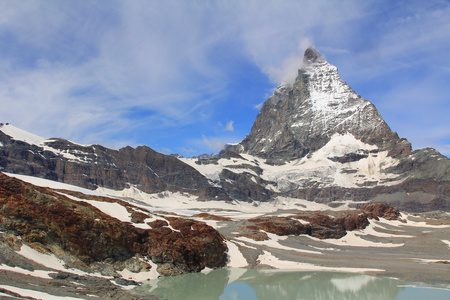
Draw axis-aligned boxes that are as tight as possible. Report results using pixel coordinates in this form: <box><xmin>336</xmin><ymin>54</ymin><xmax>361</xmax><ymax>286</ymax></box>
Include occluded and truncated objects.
<box><xmin>135</xmin><ymin>269</ymin><xmax>450</xmax><ymax>300</ymax></box>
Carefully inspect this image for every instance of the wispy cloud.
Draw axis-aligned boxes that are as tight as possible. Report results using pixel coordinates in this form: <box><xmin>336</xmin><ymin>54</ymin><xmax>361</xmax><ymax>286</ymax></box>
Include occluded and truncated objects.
<box><xmin>202</xmin><ymin>135</ymin><xmax>225</xmax><ymax>152</ymax></box>
<box><xmin>177</xmin><ymin>147</ymin><xmax>198</xmax><ymax>157</ymax></box>
<box><xmin>0</xmin><ymin>1</ymin><xmax>448</xmax><ymax>156</ymax></box>
<box><xmin>253</xmin><ymin>103</ymin><xmax>263</xmax><ymax>110</ymax></box>
<box><xmin>225</xmin><ymin>121</ymin><xmax>234</xmax><ymax>132</ymax></box>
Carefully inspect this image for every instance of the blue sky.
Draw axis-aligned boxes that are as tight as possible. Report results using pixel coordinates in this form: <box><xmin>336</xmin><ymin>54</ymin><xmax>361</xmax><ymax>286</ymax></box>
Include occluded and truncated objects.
<box><xmin>0</xmin><ymin>0</ymin><xmax>449</xmax><ymax>157</ymax></box>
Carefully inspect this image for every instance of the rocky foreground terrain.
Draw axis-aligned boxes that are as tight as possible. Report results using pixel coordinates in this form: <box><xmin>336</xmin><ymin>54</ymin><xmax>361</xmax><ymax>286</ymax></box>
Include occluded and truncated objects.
<box><xmin>0</xmin><ymin>47</ymin><xmax>449</xmax><ymax>298</ymax></box>
<box><xmin>0</xmin><ymin>172</ymin><xmax>449</xmax><ymax>299</ymax></box>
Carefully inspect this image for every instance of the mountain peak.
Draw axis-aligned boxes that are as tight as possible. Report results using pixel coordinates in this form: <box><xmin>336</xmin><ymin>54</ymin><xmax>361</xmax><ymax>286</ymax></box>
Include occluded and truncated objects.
<box><xmin>303</xmin><ymin>47</ymin><xmax>325</xmax><ymax>65</ymax></box>
<box><xmin>232</xmin><ymin>47</ymin><xmax>411</xmax><ymax>162</ymax></box>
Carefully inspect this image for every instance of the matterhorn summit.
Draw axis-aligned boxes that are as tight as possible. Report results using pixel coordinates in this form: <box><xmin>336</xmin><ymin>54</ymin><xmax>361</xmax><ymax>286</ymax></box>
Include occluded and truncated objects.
<box><xmin>232</xmin><ymin>47</ymin><xmax>411</xmax><ymax>163</ymax></box>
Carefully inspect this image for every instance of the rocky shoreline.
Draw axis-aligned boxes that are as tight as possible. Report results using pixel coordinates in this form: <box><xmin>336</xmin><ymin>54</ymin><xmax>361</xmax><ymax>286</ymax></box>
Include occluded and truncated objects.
<box><xmin>1</xmin><ymin>173</ymin><xmax>449</xmax><ymax>299</ymax></box>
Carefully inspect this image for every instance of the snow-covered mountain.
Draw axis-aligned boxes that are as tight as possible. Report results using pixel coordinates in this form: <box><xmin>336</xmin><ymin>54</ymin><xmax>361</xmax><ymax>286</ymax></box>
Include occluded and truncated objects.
<box><xmin>1</xmin><ymin>48</ymin><xmax>450</xmax><ymax>298</ymax></box>
<box><xmin>230</xmin><ymin>47</ymin><xmax>410</xmax><ymax>162</ymax></box>
<box><xmin>0</xmin><ymin>123</ymin><xmax>229</xmax><ymax>201</ymax></box>
<box><xmin>219</xmin><ymin>47</ymin><xmax>448</xmax><ymax>211</ymax></box>
<box><xmin>1</xmin><ymin>47</ymin><xmax>449</xmax><ymax>212</ymax></box>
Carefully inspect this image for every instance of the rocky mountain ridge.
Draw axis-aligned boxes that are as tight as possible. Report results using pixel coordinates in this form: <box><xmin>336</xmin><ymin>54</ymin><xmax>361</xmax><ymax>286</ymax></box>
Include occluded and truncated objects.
<box><xmin>0</xmin><ymin>124</ymin><xmax>230</xmax><ymax>201</ymax></box>
<box><xmin>1</xmin><ymin>47</ymin><xmax>449</xmax><ymax>212</ymax></box>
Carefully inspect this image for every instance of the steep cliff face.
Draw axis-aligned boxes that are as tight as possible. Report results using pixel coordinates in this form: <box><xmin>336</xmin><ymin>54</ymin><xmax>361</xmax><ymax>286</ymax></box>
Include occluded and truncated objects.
<box><xmin>0</xmin><ymin>124</ymin><xmax>230</xmax><ymax>201</ymax></box>
<box><xmin>233</xmin><ymin>47</ymin><xmax>411</xmax><ymax>163</ymax></box>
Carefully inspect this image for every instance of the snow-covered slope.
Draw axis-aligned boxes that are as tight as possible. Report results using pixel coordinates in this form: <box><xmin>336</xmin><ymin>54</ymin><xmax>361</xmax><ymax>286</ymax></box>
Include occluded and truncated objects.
<box><xmin>233</xmin><ymin>47</ymin><xmax>410</xmax><ymax>162</ymax></box>
<box><xmin>0</xmin><ymin>123</ymin><xmax>95</xmax><ymax>163</ymax></box>
<box><xmin>182</xmin><ymin>133</ymin><xmax>404</xmax><ymax>197</ymax></box>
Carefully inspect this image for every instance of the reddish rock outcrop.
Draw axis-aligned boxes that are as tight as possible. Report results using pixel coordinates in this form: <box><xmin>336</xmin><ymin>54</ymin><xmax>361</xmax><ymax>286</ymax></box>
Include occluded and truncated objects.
<box><xmin>300</xmin><ymin>212</ymin><xmax>369</xmax><ymax>239</ymax></box>
<box><xmin>0</xmin><ymin>173</ymin><xmax>227</xmax><ymax>276</ymax></box>
<box><xmin>248</xmin><ymin>217</ymin><xmax>311</xmax><ymax>236</ymax></box>
<box><xmin>360</xmin><ymin>203</ymin><xmax>400</xmax><ymax>220</ymax></box>
<box><xmin>192</xmin><ymin>213</ymin><xmax>233</xmax><ymax>221</ymax></box>
<box><xmin>236</xmin><ymin>225</ymin><xmax>270</xmax><ymax>241</ymax></box>
<box><xmin>245</xmin><ymin>204</ymin><xmax>400</xmax><ymax>240</ymax></box>
<box><xmin>148</xmin><ymin>217</ymin><xmax>227</xmax><ymax>275</ymax></box>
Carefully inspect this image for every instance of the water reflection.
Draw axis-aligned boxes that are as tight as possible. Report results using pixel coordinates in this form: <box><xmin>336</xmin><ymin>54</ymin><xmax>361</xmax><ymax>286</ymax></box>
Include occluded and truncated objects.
<box><xmin>135</xmin><ymin>269</ymin><xmax>450</xmax><ymax>300</ymax></box>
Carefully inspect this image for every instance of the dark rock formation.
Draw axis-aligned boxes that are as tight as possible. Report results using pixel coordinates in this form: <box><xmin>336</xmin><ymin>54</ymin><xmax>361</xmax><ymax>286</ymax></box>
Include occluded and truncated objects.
<box><xmin>0</xmin><ymin>127</ymin><xmax>229</xmax><ymax>201</ymax></box>
<box><xmin>248</xmin><ymin>217</ymin><xmax>311</xmax><ymax>236</ymax></box>
<box><xmin>219</xmin><ymin>169</ymin><xmax>274</xmax><ymax>202</ymax></box>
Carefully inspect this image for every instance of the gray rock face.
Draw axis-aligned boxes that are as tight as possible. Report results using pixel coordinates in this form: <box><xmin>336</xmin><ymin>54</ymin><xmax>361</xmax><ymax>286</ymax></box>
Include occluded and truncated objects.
<box><xmin>232</xmin><ymin>47</ymin><xmax>411</xmax><ymax>163</ymax></box>
<box><xmin>0</xmin><ymin>125</ymin><xmax>229</xmax><ymax>200</ymax></box>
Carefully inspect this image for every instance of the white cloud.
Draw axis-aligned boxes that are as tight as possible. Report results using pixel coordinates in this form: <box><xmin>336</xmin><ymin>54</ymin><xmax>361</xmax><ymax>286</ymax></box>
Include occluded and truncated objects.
<box><xmin>225</xmin><ymin>121</ymin><xmax>234</xmax><ymax>132</ymax></box>
<box><xmin>202</xmin><ymin>135</ymin><xmax>225</xmax><ymax>151</ymax></box>
<box><xmin>159</xmin><ymin>148</ymin><xmax>173</xmax><ymax>155</ymax></box>
<box><xmin>253</xmin><ymin>103</ymin><xmax>263</xmax><ymax>110</ymax></box>
<box><xmin>264</xmin><ymin>38</ymin><xmax>312</xmax><ymax>85</ymax></box>
<box><xmin>0</xmin><ymin>1</ymin><xmax>369</xmax><ymax>140</ymax></box>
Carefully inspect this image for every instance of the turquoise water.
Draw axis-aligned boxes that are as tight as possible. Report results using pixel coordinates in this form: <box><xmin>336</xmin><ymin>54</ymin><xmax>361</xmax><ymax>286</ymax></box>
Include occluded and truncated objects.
<box><xmin>136</xmin><ymin>269</ymin><xmax>450</xmax><ymax>300</ymax></box>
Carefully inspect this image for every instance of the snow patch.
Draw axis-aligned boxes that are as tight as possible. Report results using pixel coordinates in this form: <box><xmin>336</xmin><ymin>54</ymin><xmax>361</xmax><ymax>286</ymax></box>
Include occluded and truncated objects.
<box><xmin>0</xmin><ymin>264</ymin><xmax>54</xmax><ymax>279</ymax></box>
<box><xmin>18</xmin><ymin>244</ymin><xmax>108</xmax><ymax>278</ymax></box>
<box><xmin>377</xmin><ymin>215</ymin><xmax>450</xmax><ymax>229</ymax></box>
<box><xmin>236</xmin><ymin>232</ymin><xmax>322</xmax><ymax>255</ymax></box>
<box><xmin>5</xmin><ymin>173</ymin><xmax>107</xmax><ymax>197</ymax></box>
<box><xmin>0</xmin><ymin>124</ymin><xmax>47</xmax><ymax>145</ymax></box>
<box><xmin>306</xmin><ymin>230</ymin><xmax>404</xmax><ymax>248</ymax></box>
<box><xmin>0</xmin><ymin>285</ymin><xmax>85</xmax><ymax>300</ymax></box>
<box><xmin>363</xmin><ymin>222</ymin><xmax>414</xmax><ymax>238</ymax></box>
<box><xmin>225</xmin><ymin>240</ymin><xmax>248</xmax><ymax>268</ymax></box>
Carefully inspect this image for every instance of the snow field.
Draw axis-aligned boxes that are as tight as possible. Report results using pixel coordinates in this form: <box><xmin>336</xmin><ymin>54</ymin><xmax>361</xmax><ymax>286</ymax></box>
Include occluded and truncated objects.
<box><xmin>181</xmin><ymin>133</ymin><xmax>404</xmax><ymax>193</ymax></box>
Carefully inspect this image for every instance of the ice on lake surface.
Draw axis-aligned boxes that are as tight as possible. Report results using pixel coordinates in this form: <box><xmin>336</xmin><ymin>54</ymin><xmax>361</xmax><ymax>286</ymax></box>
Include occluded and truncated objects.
<box><xmin>135</xmin><ymin>269</ymin><xmax>450</xmax><ymax>300</ymax></box>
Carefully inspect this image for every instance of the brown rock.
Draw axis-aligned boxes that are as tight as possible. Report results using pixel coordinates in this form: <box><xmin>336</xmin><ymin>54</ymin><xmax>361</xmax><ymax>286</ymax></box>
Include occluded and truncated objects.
<box><xmin>248</xmin><ymin>217</ymin><xmax>311</xmax><ymax>236</ymax></box>
<box><xmin>0</xmin><ymin>173</ymin><xmax>228</xmax><ymax>276</ymax></box>
<box><xmin>360</xmin><ymin>203</ymin><xmax>400</xmax><ymax>220</ymax></box>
